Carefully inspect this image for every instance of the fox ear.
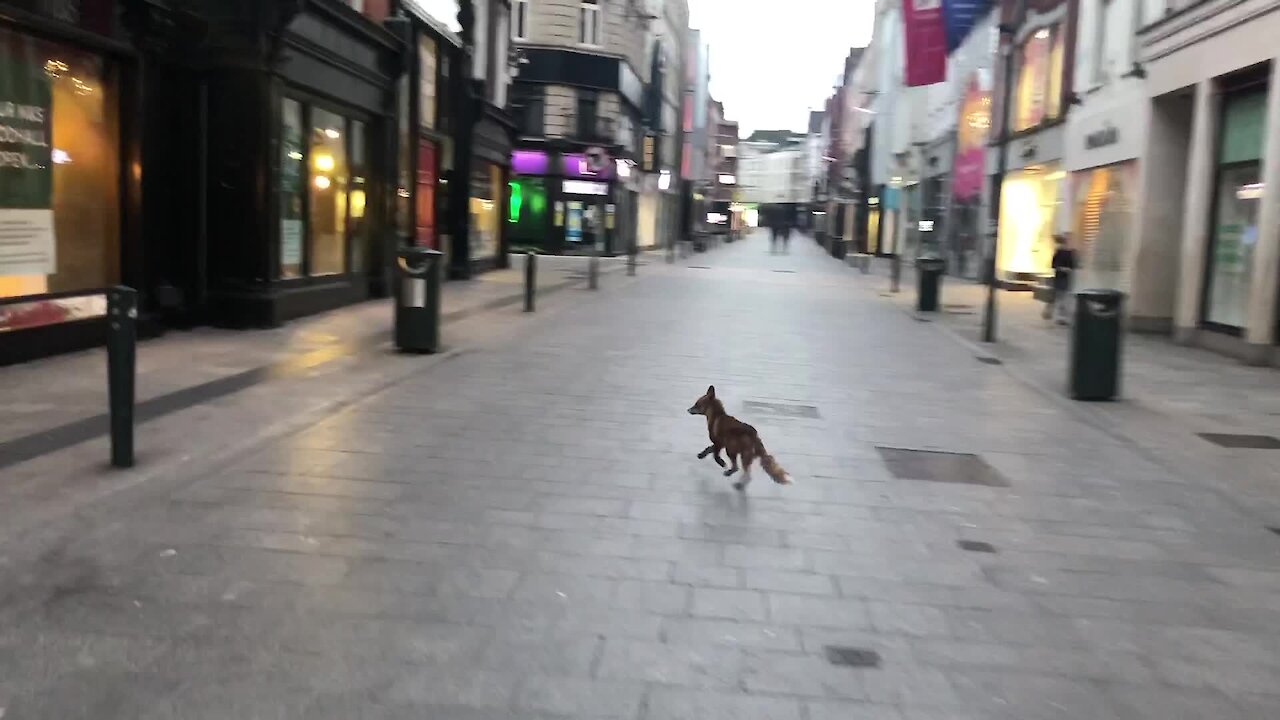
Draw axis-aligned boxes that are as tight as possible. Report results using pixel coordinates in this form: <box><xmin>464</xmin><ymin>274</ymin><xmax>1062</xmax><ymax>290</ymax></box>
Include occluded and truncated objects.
<box><xmin>706</xmin><ymin>385</ymin><xmax>715</xmax><ymax>397</ymax></box>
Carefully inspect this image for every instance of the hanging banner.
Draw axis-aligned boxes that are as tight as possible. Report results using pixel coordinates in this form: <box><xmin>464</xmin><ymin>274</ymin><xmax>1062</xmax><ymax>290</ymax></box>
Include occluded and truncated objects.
<box><xmin>903</xmin><ymin>0</ymin><xmax>947</xmax><ymax>87</ymax></box>
<box><xmin>941</xmin><ymin>0</ymin><xmax>994</xmax><ymax>53</ymax></box>
<box><xmin>953</xmin><ymin>73</ymin><xmax>991</xmax><ymax>201</ymax></box>
<box><xmin>0</xmin><ymin>31</ymin><xmax>57</xmax><ymax>277</ymax></box>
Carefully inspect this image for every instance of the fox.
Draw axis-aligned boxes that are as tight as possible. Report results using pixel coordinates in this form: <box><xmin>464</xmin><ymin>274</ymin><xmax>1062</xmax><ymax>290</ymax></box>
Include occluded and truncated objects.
<box><xmin>687</xmin><ymin>385</ymin><xmax>792</xmax><ymax>490</ymax></box>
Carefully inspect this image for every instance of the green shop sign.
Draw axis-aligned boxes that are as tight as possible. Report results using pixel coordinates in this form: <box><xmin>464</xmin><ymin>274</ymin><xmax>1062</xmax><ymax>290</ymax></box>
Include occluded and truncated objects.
<box><xmin>0</xmin><ymin>29</ymin><xmax>57</xmax><ymax>277</ymax></box>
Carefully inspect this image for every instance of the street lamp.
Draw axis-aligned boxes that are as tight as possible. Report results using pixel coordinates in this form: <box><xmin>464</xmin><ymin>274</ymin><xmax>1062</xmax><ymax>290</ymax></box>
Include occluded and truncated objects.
<box><xmin>982</xmin><ymin>0</ymin><xmax>1027</xmax><ymax>343</ymax></box>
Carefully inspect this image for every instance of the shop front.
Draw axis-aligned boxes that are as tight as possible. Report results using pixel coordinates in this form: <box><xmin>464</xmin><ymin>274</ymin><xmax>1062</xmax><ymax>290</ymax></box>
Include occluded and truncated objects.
<box><xmin>991</xmin><ymin>124</ymin><xmax>1066</xmax><ymax>286</ymax></box>
<box><xmin>1064</xmin><ymin>85</ymin><xmax>1145</xmax><ymax>297</ymax></box>
<box><xmin>950</xmin><ymin>72</ymin><xmax>990</xmax><ymax>279</ymax></box>
<box><xmin>508</xmin><ymin>148</ymin><xmax>619</xmax><ymax>255</ymax></box>
<box><xmin>0</xmin><ymin>3</ymin><xmax>141</xmax><ymax>365</ymax></box>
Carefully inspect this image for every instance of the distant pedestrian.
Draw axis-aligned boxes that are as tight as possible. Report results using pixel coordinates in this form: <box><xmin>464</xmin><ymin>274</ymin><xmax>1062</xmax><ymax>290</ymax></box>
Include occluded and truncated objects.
<box><xmin>1044</xmin><ymin>233</ymin><xmax>1077</xmax><ymax>324</ymax></box>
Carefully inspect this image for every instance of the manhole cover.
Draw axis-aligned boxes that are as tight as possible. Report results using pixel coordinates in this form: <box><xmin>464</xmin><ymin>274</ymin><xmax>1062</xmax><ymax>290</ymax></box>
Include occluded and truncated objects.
<box><xmin>876</xmin><ymin>447</ymin><xmax>1010</xmax><ymax>487</ymax></box>
<box><xmin>742</xmin><ymin>400</ymin><xmax>821</xmax><ymax>419</ymax></box>
<box><xmin>772</xmin><ymin>269</ymin><xmax>796</xmax><ymax>274</ymax></box>
<box><xmin>957</xmin><ymin>539</ymin><xmax>997</xmax><ymax>553</ymax></box>
<box><xmin>687</xmin><ymin>265</ymin><xmax>711</xmax><ymax>269</ymax></box>
<box><xmin>1198</xmin><ymin>433</ymin><xmax>1280</xmax><ymax>449</ymax></box>
<box><xmin>976</xmin><ymin>356</ymin><xmax>1003</xmax><ymax>365</ymax></box>
<box><xmin>944</xmin><ymin>304</ymin><xmax>975</xmax><ymax>310</ymax></box>
<box><xmin>824</xmin><ymin>646</ymin><xmax>881</xmax><ymax>668</ymax></box>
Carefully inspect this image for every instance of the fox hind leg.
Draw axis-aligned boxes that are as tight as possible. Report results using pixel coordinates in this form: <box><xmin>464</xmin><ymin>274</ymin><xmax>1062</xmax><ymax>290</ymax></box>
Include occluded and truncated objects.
<box><xmin>723</xmin><ymin>452</ymin><xmax>739</xmax><ymax>477</ymax></box>
<box><xmin>734</xmin><ymin>450</ymin><xmax>757</xmax><ymax>491</ymax></box>
<box><xmin>698</xmin><ymin>445</ymin><xmax>728</xmax><ymax>467</ymax></box>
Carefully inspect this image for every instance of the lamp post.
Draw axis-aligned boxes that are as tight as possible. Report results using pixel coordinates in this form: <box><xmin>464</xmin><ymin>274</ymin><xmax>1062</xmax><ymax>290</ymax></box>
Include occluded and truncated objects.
<box><xmin>981</xmin><ymin>0</ymin><xmax>1026</xmax><ymax>343</ymax></box>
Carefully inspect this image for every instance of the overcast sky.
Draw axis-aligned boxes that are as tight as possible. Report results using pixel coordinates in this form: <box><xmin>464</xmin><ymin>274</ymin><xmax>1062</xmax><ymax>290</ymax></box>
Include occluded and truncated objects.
<box><xmin>687</xmin><ymin>0</ymin><xmax>875</xmax><ymax>137</ymax></box>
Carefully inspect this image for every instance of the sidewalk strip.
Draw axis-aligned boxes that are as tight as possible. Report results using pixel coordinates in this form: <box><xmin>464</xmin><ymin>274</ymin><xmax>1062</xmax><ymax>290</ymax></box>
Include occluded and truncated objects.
<box><xmin>0</xmin><ymin>269</ymin><xmax>621</xmax><ymax>471</ymax></box>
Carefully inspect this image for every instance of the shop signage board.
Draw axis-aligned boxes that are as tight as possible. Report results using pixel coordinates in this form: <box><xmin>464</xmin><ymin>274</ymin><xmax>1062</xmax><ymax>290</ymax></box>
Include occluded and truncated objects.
<box><xmin>1064</xmin><ymin>91</ymin><xmax>1146</xmax><ymax>172</ymax></box>
<box><xmin>0</xmin><ymin>33</ymin><xmax>56</xmax><ymax>277</ymax></box>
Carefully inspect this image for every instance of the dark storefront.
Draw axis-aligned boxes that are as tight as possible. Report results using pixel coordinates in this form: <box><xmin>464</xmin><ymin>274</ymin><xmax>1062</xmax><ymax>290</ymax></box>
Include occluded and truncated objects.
<box><xmin>508</xmin><ymin>148</ymin><xmax>621</xmax><ymax>255</ymax></box>
<box><xmin>0</xmin><ymin>1</ymin><xmax>145</xmax><ymax>365</ymax></box>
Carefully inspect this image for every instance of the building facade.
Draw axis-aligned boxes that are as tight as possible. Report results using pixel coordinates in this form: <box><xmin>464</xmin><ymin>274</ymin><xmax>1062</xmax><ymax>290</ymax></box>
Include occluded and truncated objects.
<box><xmin>506</xmin><ymin>0</ymin><xmax>687</xmax><ymax>256</ymax></box>
<box><xmin>1133</xmin><ymin>0</ymin><xmax>1280</xmax><ymax>363</ymax></box>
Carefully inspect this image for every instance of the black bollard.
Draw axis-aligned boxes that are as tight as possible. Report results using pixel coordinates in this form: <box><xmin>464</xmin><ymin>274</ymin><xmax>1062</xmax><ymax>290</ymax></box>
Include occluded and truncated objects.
<box><xmin>627</xmin><ymin>245</ymin><xmax>637</xmax><ymax>276</ymax></box>
<box><xmin>891</xmin><ymin>253</ymin><xmax>902</xmax><ymax>294</ymax></box>
<box><xmin>524</xmin><ymin>251</ymin><xmax>536</xmax><ymax>312</ymax></box>
<box><xmin>106</xmin><ymin>286</ymin><xmax>137</xmax><ymax>468</ymax></box>
<box><xmin>588</xmin><ymin>254</ymin><xmax>599</xmax><ymax>290</ymax></box>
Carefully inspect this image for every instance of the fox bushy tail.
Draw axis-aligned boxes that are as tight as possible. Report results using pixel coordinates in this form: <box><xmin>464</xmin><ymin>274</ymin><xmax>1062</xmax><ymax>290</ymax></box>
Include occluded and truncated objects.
<box><xmin>755</xmin><ymin>438</ymin><xmax>792</xmax><ymax>485</ymax></box>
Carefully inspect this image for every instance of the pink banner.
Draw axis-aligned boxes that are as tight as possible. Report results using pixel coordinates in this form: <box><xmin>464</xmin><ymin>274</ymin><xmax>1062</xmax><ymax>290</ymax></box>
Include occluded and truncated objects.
<box><xmin>953</xmin><ymin>74</ymin><xmax>990</xmax><ymax>201</ymax></box>
<box><xmin>903</xmin><ymin>0</ymin><xmax>947</xmax><ymax>87</ymax></box>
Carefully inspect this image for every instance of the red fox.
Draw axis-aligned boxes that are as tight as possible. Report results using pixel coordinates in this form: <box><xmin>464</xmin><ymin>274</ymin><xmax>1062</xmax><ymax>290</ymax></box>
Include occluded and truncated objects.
<box><xmin>687</xmin><ymin>385</ymin><xmax>792</xmax><ymax>490</ymax></box>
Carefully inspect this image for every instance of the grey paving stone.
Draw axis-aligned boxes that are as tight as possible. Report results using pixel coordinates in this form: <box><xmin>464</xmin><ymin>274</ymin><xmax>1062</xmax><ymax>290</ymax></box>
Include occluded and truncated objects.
<box><xmin>660</xmin><ymin>617</ymin><xmax>802</xmax><ymax>651</ymax></box>
<box><xmin>515</xmin><ymin>676</ymin><xmax>645</xmax><ymax>718</ymax></box>
<box><xmin>641</xmin><ymin>688</ymin><xmax>803</xmax><ymax>720</ymax></box>
<box><xmin>614</xmin><ymin>579</ymin><xmax>691</xmax><ymax>614</ymax></box>
<box><xmin>806</xmin><ymin>701</ymin><xmax>905</xmax><ymax>720</ymax></box>
<box><xmin>596</xmin><ymin>639</ymin><xmax>741</xmax><ymax>689</ymax></box>
<box><xmin>742</xmin><ymin>569</ymin><xmax>836</xmax><ymax>595</ymax></box>
<box><xmin>769</xmin><ymin>594</ymin><xmax>870</xmax><ymax>629</ymax></box>
<box><xmin>867</xmin><ymin>601</ymin><xmax>952</xmax><ymax>637</ymax></box>
<box><xmin>691</xmin><ymin>587</ymin><xmax>769</xmax><ymax>621</ymax></box>
<box><xmin>672</xmin><ymin>563</ymin><xmax>742</xmax><ymax>588</ymax></box>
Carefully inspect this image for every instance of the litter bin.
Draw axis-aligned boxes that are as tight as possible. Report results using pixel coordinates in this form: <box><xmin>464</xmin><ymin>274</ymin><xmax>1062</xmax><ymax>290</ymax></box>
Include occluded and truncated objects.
<box><xmin>915</xmin><ymin>257</ymin><xmax>945</xmax><ymax>312</ymax></box>
<box><xmin>1070</xmin><ymin>289</ymin><xmax>1124</xmax><ymax>400</ymax></box>
<box><xmin>830</xmin><ymin>237</ymin><xmax>848</xmax><ymax>260</ymax></box>
<box><xmin>395</xmin><ymin>247</ymin><xmax>443</xmax><ymax>353</ymax></box>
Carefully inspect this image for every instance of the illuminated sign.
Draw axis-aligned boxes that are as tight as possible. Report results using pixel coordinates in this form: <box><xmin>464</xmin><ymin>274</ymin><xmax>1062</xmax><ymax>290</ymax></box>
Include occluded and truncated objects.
<box><xmin>918</xmin><ymin>220</ymin><xmax>935</xmax><ymax>232</ymax></box>
<box><xmin>658</xmin><ymin>170</ymin><xmax>672</xmax><ymax>190</ymax></box>
<box><xmin>562</xmin><ymin>180</ymin><xmax>609</xmax><ymax>196</ymax></box>
<box><xmin>707</xmin><ymin>212</ymin><xmax>728</xmax><ymax>224</ymax></box>
<box><xmin>718</xmin><ymin>174</ymin><xmax>736</xmax><ymax>185</ymax></box>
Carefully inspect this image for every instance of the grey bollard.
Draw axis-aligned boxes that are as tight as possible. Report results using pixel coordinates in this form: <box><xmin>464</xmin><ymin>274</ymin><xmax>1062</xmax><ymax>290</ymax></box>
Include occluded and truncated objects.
<box><xmin>524</xmin><ymin>251</ymin><xmax>536</xmax><ymax>312</ymax></box>
<box><xmin>106</xmin><ymin>286</ymin><xmax>137</xmax><ymax>468</ymax></box>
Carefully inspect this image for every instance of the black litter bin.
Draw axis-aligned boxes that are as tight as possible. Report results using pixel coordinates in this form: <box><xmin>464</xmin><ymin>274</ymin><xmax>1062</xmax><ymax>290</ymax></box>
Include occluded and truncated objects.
<box><xmin>830</xmin><ymin>238</ymin><xmax>848</xmax><ymax>260</ymax></box>
<box><xmin>915</xmin><ymin>257</ymin><xmax>945</xmax><ymax>312</ymax></box>
<box><xmin>395</xmin><ymin>247</ymin><xmax>443</xmax><ymax>353</ymax></box>
<box><xmin>1070</xmin><ymin>289</ymin><xmax>1124</xmax><ymax>400</ymax></box>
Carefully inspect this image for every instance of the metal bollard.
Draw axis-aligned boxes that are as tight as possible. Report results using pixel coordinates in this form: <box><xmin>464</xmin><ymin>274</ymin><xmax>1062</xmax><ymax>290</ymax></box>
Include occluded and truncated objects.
<box><xmin>890</xmin><ymin>253</ymin><xmax>901</xmax><ymax>293</ymax></box>
<box><xmin>106</xmin><ymin>286</ymin><xmax>137</xmax><ymax>468</ymax></box>
<box><xmin>524</xmin><ymin>251</ymin><xmax>536</xmax><ymax>312</ymax></box>
<box><xmin>627</xmin><ymin>245</ymin><xmax>637</xmax><ymax>276</ymax></box>
<box><xmin>666</xmin><ymin>237</ymin><xmax>675</xmax><ymax>264</ymax></box>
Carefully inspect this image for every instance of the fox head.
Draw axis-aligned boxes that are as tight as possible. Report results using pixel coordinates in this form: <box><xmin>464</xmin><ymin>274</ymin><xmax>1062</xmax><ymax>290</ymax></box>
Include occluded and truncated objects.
<box><xmin>687</xmin><ymin>385</ymin><xmax>717</xmax><ymax>415</ymax></box>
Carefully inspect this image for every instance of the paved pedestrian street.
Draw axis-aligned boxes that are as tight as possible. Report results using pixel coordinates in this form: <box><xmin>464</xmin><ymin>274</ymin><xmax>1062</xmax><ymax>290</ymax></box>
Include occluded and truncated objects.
<box><xmin>5</xmin><ymin>231</ymin><xmax>1280</xmax><ymax>719</ymax></box>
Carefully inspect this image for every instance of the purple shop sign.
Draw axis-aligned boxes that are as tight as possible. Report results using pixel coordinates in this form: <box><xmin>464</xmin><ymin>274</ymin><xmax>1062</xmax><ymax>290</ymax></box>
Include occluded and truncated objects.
<box><xmin>562</xmin><ymin>153</ymin><xmax>614</xmax><ymax>179</ymax></box>
<box><xmin>511</xmin><ymin>150</ymin><xmax>550</xmax><ymax>175</ymax></box>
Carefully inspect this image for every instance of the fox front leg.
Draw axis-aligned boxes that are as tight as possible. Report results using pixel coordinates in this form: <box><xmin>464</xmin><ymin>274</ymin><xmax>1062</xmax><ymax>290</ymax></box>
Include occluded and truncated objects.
<box><xmin>698</xmin><ymin>445</ymin><xmax>727</xmax><ymax>467</ymax></box>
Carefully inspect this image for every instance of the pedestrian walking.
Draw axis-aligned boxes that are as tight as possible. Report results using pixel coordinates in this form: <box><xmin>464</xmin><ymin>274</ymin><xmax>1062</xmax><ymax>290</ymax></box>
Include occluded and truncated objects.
<box><xmin>765</xmin><ymin>206</ymin><xmax>781</xmax><ymax>254</ymax></box>
<box><xmin>1043</xmin><ymin>233</ymin><xmax>1077</xmax><ymax>325</ymax></box>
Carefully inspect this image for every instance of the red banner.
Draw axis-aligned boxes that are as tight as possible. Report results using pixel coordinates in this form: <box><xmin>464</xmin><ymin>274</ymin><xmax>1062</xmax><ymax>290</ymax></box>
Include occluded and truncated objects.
<box><xmin>903</xmin><ymin>0</ymin><xmax>947</xmax><ymax>87</ymax></box>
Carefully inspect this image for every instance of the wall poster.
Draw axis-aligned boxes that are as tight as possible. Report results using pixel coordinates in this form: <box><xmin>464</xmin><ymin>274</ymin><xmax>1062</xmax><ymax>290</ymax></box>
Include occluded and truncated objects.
<box><xmin>0</xmin><ymin>32</ymin><xmax>57</xmax><ymax>277</ymax></box>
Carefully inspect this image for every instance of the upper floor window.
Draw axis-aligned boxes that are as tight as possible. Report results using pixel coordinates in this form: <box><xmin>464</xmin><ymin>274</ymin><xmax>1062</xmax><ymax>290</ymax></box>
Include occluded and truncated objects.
<box><xmin>513</xmin><ymin>0</ymin><xmax>530</xmax><ymax>40</ymax></box>
<box><xmin>1013</xmin><ymin>24</ymin><xmax>1064</xmax><ymax>132</ymax></box>
<box><xmin>512</xmin><ymin>84</ymin><xmax>545</xmax><ymax>137</ymax></box>
<box><xmin>576</xmin><ymin>89</ymin><xmax>599</xmax><ymax>139</ymax></box>
<box><xmin>579</xmin><ymin>0</ymin><xmax>601</xmax><ymax>46</ymax></box>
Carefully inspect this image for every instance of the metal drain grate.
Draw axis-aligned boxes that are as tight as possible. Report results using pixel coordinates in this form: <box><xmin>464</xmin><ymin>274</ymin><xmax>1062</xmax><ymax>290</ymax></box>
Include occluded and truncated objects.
<box><xmin>687</xmin><ymin>265</ymin><xmax>711</xmax><ymax>269</ymax></box>
<box><xmin>772</xmin><ymin>269</ymin><xmax>797</xmax><ymax>273</ymax></box>
<box><xmin>1198</xmin><ymin>433</ymin><xmax>1280</xmax><ymax>449</ymax></box>
<box><xmin>976</xmin><ymin>356</ymin><xmax>1003</xmax><ymax>365</ymax></box>
<box><xmin>1268</xmin><ymin>527</ymin><xmax>1280</xmax><ymax>537</ymax></box>
<box><xmin>957</xmin><ymin>539</ymin><xmax>997</xmax><ymax>553</ymax></box>
<box><xmin>743</xmin><ymin>400</ymin><xmax>821</xmax><ymax>419</ymax></box>
<box><xmin>914</xmin><ymin>316</ymin><xmax>933</xmax><ymax>323</ymax></box>
<box><xmin>876</xmin><ymin>447</ymin><xmax>1010</xmax><ymax>487</ymax></box>
<box><xmin>824</xmin><ymin>646</ymin><xmax>881</xmax><ymax>668</ymax></box>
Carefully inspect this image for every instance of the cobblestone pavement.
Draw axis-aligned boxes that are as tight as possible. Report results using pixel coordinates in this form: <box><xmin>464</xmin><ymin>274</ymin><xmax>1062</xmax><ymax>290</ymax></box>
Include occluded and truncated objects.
<box><xmin>4</xmin><ymin>232</ymin><xmax>1280</xmax><ymax>718</ymax></box>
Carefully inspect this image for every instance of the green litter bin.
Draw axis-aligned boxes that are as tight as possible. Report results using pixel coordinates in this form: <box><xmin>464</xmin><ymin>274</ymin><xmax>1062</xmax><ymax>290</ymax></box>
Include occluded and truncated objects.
<box><xmin>395</xmin><ymin>247</ymin><xmax>443</xmax><ymax>353</ymax></box>
<box><xmin>1070</xmin><ymin>289</ymin><xmax>1124</xmax><ymax>400</ymax></box>
<box><xmin>915</xmin><ymin>256</ymin><xmax>945</xmax><ymax>312</ymax></box>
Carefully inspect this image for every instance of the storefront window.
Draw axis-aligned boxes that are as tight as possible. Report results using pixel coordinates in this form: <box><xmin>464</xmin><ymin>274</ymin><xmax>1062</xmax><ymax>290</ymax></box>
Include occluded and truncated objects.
<box><xmin>396</xmin><ymin>73</ymin><xmax>411</xmax><ymax>237</ymax></box>
<box><xmin>998</xmin><ymin>165</ymin><xmax>1063</xmax><ymax>277</ymax></box>
<box><xmin>419</xmin><ymin>36</ymin><xmax>437</xmax><ymax>130</ymax></box>
<box><xmin>1</xmin><ymin>27</ymin><xmax>119</xmax><ymax>331</ymax></box>
<box><xmin>507</xmin><ymin>176</ymin><xmax>548</xmax><ymax>249</ymax></box>
<box><xmin>1071</xmin><ymin>162</ymin><xmax>1136</xmax><ymax>292</ymax></box>
<box><xmin>280</xmin><ymin>98</ymin><xmax>305</xmax><ymax>278</ymax></box>
<box><xmin>1204</xmin><ymin>92</ymin><xmax>1266</xmax><ymax>330</ymax></box>
<box><xmin>309</xmin><ymin>107</ymin><xmax>349</xmax><ymax>276</ymax></box>
<box><xmin>469</xmin><ymin>162</ymin><xmax>501</xmax><ymax>262</ymax></box>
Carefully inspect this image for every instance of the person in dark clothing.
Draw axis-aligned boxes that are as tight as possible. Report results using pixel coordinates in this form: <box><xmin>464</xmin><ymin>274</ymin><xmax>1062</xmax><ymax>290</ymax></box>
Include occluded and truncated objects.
<box><xmin>779</xmin><ymin>206</ymin><xmax>792</xmax><ymax>253</ymax></box>
<box><xmin>1044</xmin><ymin>233</ymin><xmax>1078</xmax><ymax>324</ymax></box>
